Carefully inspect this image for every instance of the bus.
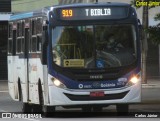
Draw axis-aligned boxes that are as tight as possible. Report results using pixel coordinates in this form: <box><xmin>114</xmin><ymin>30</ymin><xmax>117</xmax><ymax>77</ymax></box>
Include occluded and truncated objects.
<box><xmin>8</xmin><ymin>2</ymin><xmax>141</xmax><ymax>115</ymax></box>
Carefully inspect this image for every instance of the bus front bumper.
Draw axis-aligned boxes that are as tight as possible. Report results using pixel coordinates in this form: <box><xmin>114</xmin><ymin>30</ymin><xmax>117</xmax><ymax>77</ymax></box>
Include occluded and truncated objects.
<box><xmin>48</xmin><ymin>83</ymin><xmax>141</xmax><ymax>106</ymax></box>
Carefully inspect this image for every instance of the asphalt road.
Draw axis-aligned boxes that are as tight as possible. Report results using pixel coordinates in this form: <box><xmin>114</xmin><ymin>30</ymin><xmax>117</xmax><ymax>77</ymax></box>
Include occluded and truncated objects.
<box><xmin>0</xmin><ymin>91</ymin><xmax>160</xmax><ymax>118</ymax></box>
<box><xmin>0</xmin><ymin>81</ymin><xmax>160</xmax><ymax>120</ymax></box>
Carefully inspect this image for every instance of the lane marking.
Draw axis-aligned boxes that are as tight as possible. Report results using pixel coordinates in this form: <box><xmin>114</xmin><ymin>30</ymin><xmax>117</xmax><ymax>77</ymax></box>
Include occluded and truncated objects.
<box><xmin>22</xmin><ymin>118</ymin><xmax>40</xmax><ymax>121</ymax></box>
<box><xmin>0</xmin><ymin>91</ymin><xmax>8</xmax><ymax>92</ymax></box>
<box><xmin>136</xmin><ymin>109</ymin><xmax>156</xmax><ymax>112</ymax></box>
<box><xmin>0</xmin><ymin>109</ymin><xmax>8</xmax><ymax>112</ymax></box>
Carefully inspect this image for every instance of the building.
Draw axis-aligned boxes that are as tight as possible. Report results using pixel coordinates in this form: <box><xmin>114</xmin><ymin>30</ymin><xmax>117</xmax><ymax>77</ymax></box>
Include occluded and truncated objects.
<box><xmin>0</xmin><ymin>0</ymin><xmax>11</xmax><ymax>80</ymax></box>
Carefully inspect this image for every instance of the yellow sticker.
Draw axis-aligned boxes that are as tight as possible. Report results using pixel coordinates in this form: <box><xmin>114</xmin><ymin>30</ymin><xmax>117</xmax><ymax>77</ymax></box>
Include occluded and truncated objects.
<box><xmin>64</xmin><ymin>59</ymin><xmax>84</xmax><ymax>67</ymax></box>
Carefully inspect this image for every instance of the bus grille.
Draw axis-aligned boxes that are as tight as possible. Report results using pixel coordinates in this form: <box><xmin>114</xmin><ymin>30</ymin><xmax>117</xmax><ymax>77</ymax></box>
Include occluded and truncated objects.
<box><xmin>63</xmin><ymin>91</ymin><xmax>129</xmax><ymax>101</ymax></box>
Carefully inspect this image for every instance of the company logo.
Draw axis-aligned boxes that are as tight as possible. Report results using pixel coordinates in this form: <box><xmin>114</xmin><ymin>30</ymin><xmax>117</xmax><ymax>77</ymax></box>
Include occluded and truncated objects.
<box><xmin>2</xmin><ymin>113</ymin><xmax>12</xmax><ymax>118</ymax></box>
<box><xmin>1</xmin><ymin>113</ymin><xmax>42</xmax><ymax>119</ymax></box>
<box><xmin>90</xmin><ymin>75</ymin><xmax>103</xmax><ymax>79</ymax></box>
<box><xmin>101</xmin><ymin>83</ymin><xmax>115</xmax><ymax>88</ymax></box>
<box><xmin>78</xmin><ymin>84</ymin><xmax>84</xmax><ymax>89</ymax></box>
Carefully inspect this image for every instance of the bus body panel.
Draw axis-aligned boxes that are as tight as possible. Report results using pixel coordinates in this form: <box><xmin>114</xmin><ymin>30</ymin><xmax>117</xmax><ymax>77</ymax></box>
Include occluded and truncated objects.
<box><xmin>28</xmin><ymin>57</ymin><xmax>44</xmax><ymax>104</ymax></box>
<box><xmin>8</xmin><ymin>56</ymin><xmax>19</xmax><ymax>101</ymax></box>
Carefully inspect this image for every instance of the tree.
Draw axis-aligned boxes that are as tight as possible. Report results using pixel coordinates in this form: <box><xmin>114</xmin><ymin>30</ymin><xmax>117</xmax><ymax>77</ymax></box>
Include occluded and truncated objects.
<box><xmin>147</xmin><ymin>13</ymin><xmax>160</xmax><ymax>45</ymax></box>
<box><xmin>131</xmin><ymin>0</ymin><xmax>148</xmax><ymax>83</ymax></box>
<box><xmin>131</xmin><ymin>0</ymin><xmax>160</xmax><ymax>83</ymax></box>
<box><xmin>132</xmin><ymin>0</ymin><xmax>160</xmax><ymax>45</ymax></box>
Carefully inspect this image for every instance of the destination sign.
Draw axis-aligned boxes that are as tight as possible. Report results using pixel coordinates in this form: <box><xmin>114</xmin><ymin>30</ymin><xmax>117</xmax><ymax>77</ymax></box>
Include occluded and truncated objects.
<box><xmin>57</xmin><ymin>7</ymin><xmax>128</xmax><ymax>20</ymax></box>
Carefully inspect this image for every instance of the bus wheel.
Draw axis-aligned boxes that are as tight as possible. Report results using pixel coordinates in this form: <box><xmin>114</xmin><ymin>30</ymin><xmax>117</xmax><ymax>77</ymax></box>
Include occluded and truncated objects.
<box><xmin>32</xmin><ymin>104</ymin><xmax>42</xmax><ymax>114</ymax></box>
<box><xmin>22</xmin><ymin>103</ymin><xmax>32</xmax><ymax>113</ymax></box>
<box><xmin>116</xmin><ymin>104</ymin><xmax>129</xmax><ymax>116</ymax></box>
<box><xmin>20</xmin><ymin>86</ymin><xmax>32</xmax><ymax>113</ymax></box>
<box><xmin>43</xmin><ymin>106</ymin><xmax>55</xmax><ymax>117</ymax></box>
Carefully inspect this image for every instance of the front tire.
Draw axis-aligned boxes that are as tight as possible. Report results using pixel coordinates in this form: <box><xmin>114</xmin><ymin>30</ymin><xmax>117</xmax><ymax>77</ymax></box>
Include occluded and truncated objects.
<box><xmin>22</xmin><ymin>103</ymin><xmax>32</xmax><ymax>113</ymax></box>
<box><xmin>32</xmin><ymin>104</ymin><xmax>42</xmax><ymax>114</ymax></box>
<box><xmin>19</xmin><ymin>84</ymin><xmax>32</xmax><ymax>113</ymax></box>
<box><xmin>43</xmin><ymin>106</ymin><xmax>55</xmax><ymax>117</ymax></box>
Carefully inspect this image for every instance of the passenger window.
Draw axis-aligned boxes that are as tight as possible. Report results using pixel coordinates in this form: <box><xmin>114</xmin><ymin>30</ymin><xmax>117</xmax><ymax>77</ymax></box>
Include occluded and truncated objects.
<box><xmin>37</xmin><ymin>36</ymin><xmax>42</xmax><ymax>51</ymax></box>
<box><xmin>8</xmin><ymin>39</ymin><xmax>13</xmax><ymax>54</ymax></box>
<box><xmin>30</xmin><ymin>18</ymin><xmax>43</xmax><ymax>53</ymax></box>
<box><xmin>32</xmin><ymin>36</ymin><xmax>37</xmax><ymax>52</ymax></box>
<box><xmin>16</xmin><ymin>22</ymin><xmax>22</xmax><ymax>54</ymax></box>
<box><xmin>8</xmin><ymin>23</ymin><xmax>13</xmax><ymax>54</ymax></box>
<box><xmin>37</xmin><ymin>17</ymin><xmax>42</xmax><ymax>52</ymax></box>
<box><xmin>37</xmin><ymin>18</ymin><xmax>42</xmax><ymax>34</ymax></box>
<box><xmin>8</xmin><ymin>23</ymin><xmax>13</xmax><ymax>38</ymax></box>
<box><xmin>13</xmin><ymin>30</ymin><xmax>17</xmax><ymax>55</ymax></box>
<box><xmin>31</xmin><ymin>19</ymin><xmax>37</xmax><ymax>52</ymax></box>
<box><xmin>21</xmin><ymin>21</ymin><xmax>25</xmax><ymax>53</ymax></box>
<box><xmin>17</xmin><ymin>38</ymin><xmax>22</xmax><ymax>53</ymax></box>
<box><xmin>32</xmin><ymin>20</ymin><xmax>36</xmax><ymax>35</ymax></box>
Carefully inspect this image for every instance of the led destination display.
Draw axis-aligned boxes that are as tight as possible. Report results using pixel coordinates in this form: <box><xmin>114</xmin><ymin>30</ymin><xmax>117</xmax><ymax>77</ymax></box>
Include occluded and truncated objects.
<box><xmin>57</xmin><ymin>7</ymin><xmax>129</xmax><ymax>20</ymax></box>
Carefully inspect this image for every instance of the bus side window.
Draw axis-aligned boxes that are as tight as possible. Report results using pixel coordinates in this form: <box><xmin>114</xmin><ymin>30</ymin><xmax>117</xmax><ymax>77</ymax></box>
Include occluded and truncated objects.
<box><xmin>13</xmin><ymin>29</ymin><xmax>17</xmax><ymax>56</ymax></box>
<box><xmin>16</xmin><ymin>22</ymin><xmax>22</xmax><ymax>54</ymax></box>
<box><xmin>21</xmin><ymin>21</ymin><xmax>25</xmax><ymax>53</ymax></box>
<box><xmin>31</xmin><ymin>19</ymin><xmax>37</xmax><ymax>52</ymax></box>
<box><xmin>36</xmin><ymin>17</ymin><xmax>42</xmax><ymax>52</ymax></box>
<box><xmin>8</xmin><ymin>23</ymin><xmax>13</xmax><ymax>54</ymax></box>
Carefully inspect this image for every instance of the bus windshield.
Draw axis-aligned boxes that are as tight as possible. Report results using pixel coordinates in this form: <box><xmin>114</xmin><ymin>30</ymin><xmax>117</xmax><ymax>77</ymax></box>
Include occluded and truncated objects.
<box><xmin>52</xmin><ymin>24</ymin><xmax>137</xmax><ymax>69</ymax></box>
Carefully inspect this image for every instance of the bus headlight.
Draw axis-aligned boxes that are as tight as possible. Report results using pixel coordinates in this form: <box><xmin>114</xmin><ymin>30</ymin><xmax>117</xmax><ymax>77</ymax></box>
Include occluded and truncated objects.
<box><xmin>51</xmin><ymin>78</ymin><xmax>67</xmax><ymax>89</ymax></box>
<box><xmin>130</xmin><ymin>76</ymin><xmax>139</xmax><ymax>84</ymax></box>
<box><xmin>126</xmin><ymin>74</ymin><xmax>141</xmax><ymax>86</ymax></box>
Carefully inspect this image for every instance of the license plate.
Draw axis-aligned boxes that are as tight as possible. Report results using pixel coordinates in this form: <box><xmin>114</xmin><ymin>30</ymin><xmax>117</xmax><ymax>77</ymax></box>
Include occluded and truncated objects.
<box><xmin>90</xmin><ymin>91</ymin><xmax>105</xmax><ymax>97</ymax></box>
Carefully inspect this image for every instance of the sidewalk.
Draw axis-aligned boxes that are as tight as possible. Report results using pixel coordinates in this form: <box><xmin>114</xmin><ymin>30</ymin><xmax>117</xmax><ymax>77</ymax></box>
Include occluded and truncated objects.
<box><xmin>0</xmin><ymin>81</ymin><xmax>8</xmax><ymax>91</ymax></box>
<box><xmin>141</xmin><ymin>78</ymin><xmax>160</xmax><ymax>104</ymax></box>
<box><xmin>142</xmin><ymin>78</ymin><xmax>160</xmax><ymax>88</ymax></box>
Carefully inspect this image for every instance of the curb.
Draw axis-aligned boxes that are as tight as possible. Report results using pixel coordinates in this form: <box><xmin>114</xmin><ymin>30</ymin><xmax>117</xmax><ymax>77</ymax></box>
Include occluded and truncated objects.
<box><xmin>142</xmin><ymin>84</ymin><xmax>160</xmax><ymax>88</ymax></box>
<box><xmin>141</xmin><ymin>100</ymin><xmax>160</xmax><ymax>104</ymax></box>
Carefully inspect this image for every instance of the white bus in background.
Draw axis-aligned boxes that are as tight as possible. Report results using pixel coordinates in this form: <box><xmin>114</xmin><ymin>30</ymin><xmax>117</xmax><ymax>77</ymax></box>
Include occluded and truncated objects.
<box><xmin>8</xmin><ymin>2</ymin><xmax>142</xmax><ymax>116</ymax></box>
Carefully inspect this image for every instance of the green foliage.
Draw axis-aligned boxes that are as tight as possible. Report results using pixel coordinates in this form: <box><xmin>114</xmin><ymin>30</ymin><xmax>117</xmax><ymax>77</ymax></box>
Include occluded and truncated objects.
<box><xmin>154</xmin><ymin>13</ymin><xmax>160</xmax><ymax>21</ymax></box>
<box><xmin>148</xmin><ymin>12</ymin><xmax>160</xmax><ymax>45</ymax></box>
<box><xmin>147</xmin><ymin>26</ymin><xmax>160</xmax><ymax>45</ymax></box>
<box><xmin>131</xmin><ymin>0</ymin><xmax>160</xmax><ymax>45</ymax></box>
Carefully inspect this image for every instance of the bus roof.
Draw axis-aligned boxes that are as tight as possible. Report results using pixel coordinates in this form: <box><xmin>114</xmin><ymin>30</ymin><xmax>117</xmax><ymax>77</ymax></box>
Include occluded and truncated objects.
<box><xmin>56</xmin><ymin>2</ymin><xmax>131</xmax><ymax>8</ymax></box>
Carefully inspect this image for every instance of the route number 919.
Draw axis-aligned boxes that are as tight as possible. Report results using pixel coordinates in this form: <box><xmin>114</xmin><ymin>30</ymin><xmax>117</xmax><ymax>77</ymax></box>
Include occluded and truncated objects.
<box><xmin>62</xmin><ymin>9</ymin><xmax>73</xmax><ymax>17</ymax></box>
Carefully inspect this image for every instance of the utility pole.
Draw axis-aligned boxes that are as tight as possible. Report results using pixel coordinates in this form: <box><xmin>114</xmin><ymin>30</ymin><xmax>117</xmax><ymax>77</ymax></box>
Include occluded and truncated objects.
<box><xmin>142</xmin><ymin>0</ymin><xmax>148</xmax><ymax>84</ymax></box>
